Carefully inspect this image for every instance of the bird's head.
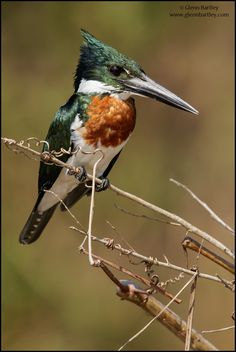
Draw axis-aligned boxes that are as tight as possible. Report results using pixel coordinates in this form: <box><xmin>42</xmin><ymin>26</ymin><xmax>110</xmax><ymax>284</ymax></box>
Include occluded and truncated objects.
<box><xmin>74</xmin><ymin>29</ymin><xmax>198</xmax><ymax>115</ymax></box>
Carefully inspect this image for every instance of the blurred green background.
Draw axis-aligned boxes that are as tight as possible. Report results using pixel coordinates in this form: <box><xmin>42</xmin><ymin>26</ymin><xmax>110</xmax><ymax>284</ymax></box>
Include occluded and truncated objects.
<box><xmin>2</xmin><ymin>1</ymin><xmax>234</xmax><ymax>350</ymax></box>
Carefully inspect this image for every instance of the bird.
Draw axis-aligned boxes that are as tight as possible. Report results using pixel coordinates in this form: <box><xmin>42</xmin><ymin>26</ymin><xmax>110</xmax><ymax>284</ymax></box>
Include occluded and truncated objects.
<box><xmin>19</xmin><ymin>29</ymin><xmax>198</xmax><ymax>245</ymax></box>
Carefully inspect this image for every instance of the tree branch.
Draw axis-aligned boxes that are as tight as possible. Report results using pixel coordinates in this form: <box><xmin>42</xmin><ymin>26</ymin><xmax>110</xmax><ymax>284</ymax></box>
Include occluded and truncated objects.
<box><xmin>2</xmin><ymin>137</ymin><xmax>234</xmax><ymax>260</ymax></box>
<box><xmin>116</xmin><ymin>276</ymin><xmax>218</xmax><ymax>351</ymax></box>
<box><xmin>170</xmin><ymin>178</ymin><xmax>234</xmax><ymax>235</ymax></box>
<box><xmin>71</xmin><ymin>226</ymin><xmax>233</xmax><ymax>288</ymax></box>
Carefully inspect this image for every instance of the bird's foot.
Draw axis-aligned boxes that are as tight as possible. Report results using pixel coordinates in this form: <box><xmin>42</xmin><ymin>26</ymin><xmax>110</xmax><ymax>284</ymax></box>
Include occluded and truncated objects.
<box><xmin>68</xmin><ymin>166</ymin><xmax>87</xmax><ymax>182</ymax></box>
<box><xmin>95</xmin><ymin>177</ymin><xmax>110</xmax><ymax>192</ymax></box>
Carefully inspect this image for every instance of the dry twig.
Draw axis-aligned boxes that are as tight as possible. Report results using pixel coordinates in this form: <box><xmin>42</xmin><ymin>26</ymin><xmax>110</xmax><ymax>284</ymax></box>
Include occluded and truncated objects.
<box><xmin>2</xmin><ymin>136</ymin><xmax>234</xmax><ymax>350</ymax></box>
<box><xmin>71</xmin><ymin>226</ymin><xmax>233</xmax><ymax>287</ymax></box>
<box><xmin>185</xmin><ymin>268</ymin><xmax>198</xmax><ymax>350</ymax></box>
<box><xmin>80</xmin><ymin>247</ymin><xmax>182</xmax><ymax>304</ymax></box>
<box><xmin>117</xmin><ymin>272</ymin><xmax>217</xmax><ymax>351</ymax></box>
<box><xmin>2</xmin><ymin>137</ymin><xmax>234</xmax><ymax>260</ymax></box>
<box><xmin>170</xmin><ymin>178</ymin><xmax>234</xmax><ymax>235</ymax></box>
<box><xmin>182</xmin><ymin>237</ymin><xmax>235</xmax><ymax>274</ymax></box>
<box><xmin>201</xmin><ymin>326</ymin><xmax>234</xmax><ymax>334</ymax></box>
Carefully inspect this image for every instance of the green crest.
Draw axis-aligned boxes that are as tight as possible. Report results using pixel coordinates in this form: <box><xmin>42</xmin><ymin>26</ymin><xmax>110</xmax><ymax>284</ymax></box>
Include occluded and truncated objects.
<box><xmin>74</xmin><ymin>29</ymin><xmax>144</xmax><ymax>91</ymax></box>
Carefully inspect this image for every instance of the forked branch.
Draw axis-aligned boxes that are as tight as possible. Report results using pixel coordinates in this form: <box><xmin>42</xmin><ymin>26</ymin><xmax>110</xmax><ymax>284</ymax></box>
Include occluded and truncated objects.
<box><xmin>2</xmin><ymin>137</ymin><xmax>234</xmax><ymax>260</ymax></box>
<box><xmin>2</xmin><ymin>136</ymin><xmax>234</xmax><ymax>350</ymax></box>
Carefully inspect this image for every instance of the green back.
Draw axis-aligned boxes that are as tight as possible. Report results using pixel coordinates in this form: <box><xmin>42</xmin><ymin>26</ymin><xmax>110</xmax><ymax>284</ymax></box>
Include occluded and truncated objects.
<box><xmin>38</xmin><ymin>93</ymin><xmax>90</xmax><ymax>193</ymax></box>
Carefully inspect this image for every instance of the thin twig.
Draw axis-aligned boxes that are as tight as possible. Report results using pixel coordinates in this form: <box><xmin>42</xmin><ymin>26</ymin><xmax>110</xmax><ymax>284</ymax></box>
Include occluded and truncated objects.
<box><xmin>2</xmin><ymin>137</ymin><xmax>234</xmax><ymax>260</ymax></box>
<box><xmin>70</xmin><ymin>226</ymin><xmax>233</xmax><ymax>287</ymax></box>
<box><xmin>182</xmin><ymin>237</ymin><xmax>235</xmax><ymax>274</ymax></box>
<box><xmin>159</xmin><ymin>272</ymin><xmax>185</xmax><ymax>289</ymax></box>
<box><xmin>185</xmin><ymin>268</ymin><xmax>198</xmax><ymax>350</ymax></box>
<box><xmin>116</xmin><ymin>282</ymin><xmax>218</xmax><ymax>350</ymax></box>
<box><xmin>201</xmin><ymin>326</ymin><xmax>235</xmax><ymax>334</ymax></box>
<box><xmin>170</xmin><ymin>178</ymin><xmax>234</xmax><ymax>235</ymax></box>
<box><xmin>44</xmin><ymin>189</ymin><xmax>86</xmax><ymax>231</ymax></box>
<box><xmin>110</xmin><ymin>183</ymin><xmax>234</xmax><ymax>260</ymax></box>
<box><xmin>216</xmin><ymin>275</ymin><xmax>235</xmax><ymax>291</ymax></box>
<box><xmin>99</xmin><ymin>261</ymin><xmax>130</xmax><ymax>293</ymax></box>
<box><xmin>80</xmin><ymin>247</ymin><xmax>182</xmax><ymax>304</ymax></box>
<box><xmin>87</xmin><ymin>149</ymin><xmax>104</xmax><ymax>266</ymax></box>
<box><xmin>105</xmin><ymin>219</ymin><xmax>135</xmax><ymax>252</ymax></box>
<box><xmin>114</xmin><ymin>203</ymin><xmax>181</xmax><ymax>226</ymax></box>
<box><xmin>118</xmin><ymin>272</ymin><xmax>201</xmax><ymax>351</ymax></box>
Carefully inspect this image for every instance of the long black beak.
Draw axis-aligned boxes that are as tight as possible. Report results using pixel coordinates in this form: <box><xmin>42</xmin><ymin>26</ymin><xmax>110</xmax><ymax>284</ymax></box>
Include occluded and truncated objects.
<box><xmin>121</xmin><ymin>73</ymin><xmax>199</xmax><ymax>115</ymax></box>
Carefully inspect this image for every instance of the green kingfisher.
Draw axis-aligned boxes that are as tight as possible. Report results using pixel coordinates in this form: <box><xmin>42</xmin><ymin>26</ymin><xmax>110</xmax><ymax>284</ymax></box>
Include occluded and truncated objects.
<box><xmin>19</xmin><ymin>29</ymin><xmax>198</xmax><ymax>245</ymax></box>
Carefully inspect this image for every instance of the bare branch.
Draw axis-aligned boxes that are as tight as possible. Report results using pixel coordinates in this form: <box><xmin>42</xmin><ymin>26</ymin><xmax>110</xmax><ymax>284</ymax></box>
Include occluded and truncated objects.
<box><xmin>80</xmin><ymin>247</ymin><xmax>182</xmax><ymax>304</ymax></box>
<box><xmin>185</xmin><ymin>268</ymin><xmax>198</xmax><ymax>350</ymax></box>
<box><xmin>170</xmin><ymin>178</ymin><xmax>234</xmax><ymax>235</ymax></box>
<box><xmin>201</xmin><ymin>326</ymin><xmax>234</xmax><ymax>334</ymax></box>
<box><xmin>86</xmin><ymin>149</ymin><xmax>104</xmax><ymax>266</ymax></box>
<box><xmin>2</xmin><ymin>137</ymin><xmax>233</xmax><ymax>260</ymax></box>
<box><xmin>215</xmin><ymin>275</ymin><xmax>235</xmax><ymax>291</ymax></box>
<box><xmin>117</xmin><ymin>272</ymin><xmax>218</xmax><ymax>351</ymax></box>
<box><xmin>3</xmin><ymin>136</ymin><xmax>234</xmax><ymax>350</ymax></box>
<box><xmin>110</xmin><ymin>183</ymin><xmax>234</xmax><ymax>260</ymax></box>
<box><xmin>114</xmin><ymin>203</ymin><xmax>181</xmax><ymax>226</ymax></box>
<box><xmin>182</xmin><ymin>237</ymin><xmax>235</xmax><ymax>274</ymax></box>
<box><xmin>117</xmin><ymin>284</ymin><xmax>218</xmax><ymax>350</ymax></box>
<box><xmin>71</xmin><ymin>227</ymin><xmax>232</xmax><ymax>287</ymax></box>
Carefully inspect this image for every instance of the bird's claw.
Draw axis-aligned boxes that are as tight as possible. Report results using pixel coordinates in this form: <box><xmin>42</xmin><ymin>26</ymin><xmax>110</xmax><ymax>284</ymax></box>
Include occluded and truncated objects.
<box><xmin>95</xmin><ymin>177</ymin><xmax>110</xmax><ymax>192</ymax></box>
<box><xmin>68</xmin><ymin>166</ymin><xmax>87</xmax><ymax>182</ymax></box>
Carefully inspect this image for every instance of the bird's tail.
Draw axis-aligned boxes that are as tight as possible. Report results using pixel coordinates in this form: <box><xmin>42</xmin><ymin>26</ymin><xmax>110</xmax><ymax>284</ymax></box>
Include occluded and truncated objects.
<box><xmin>60</xmin><ymin>183</ymin><xmax>90</xmax><ymax>211</ymax></box>
<box><xmin>19</xmin><ymin>203</ymin><xmax>58</xmax><ymax>245</ymax></box>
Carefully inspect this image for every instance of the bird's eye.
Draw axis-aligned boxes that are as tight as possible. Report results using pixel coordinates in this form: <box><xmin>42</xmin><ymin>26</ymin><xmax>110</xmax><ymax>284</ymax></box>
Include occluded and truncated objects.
<box><xmin>109</xmin><ymin>65</ymin><xmax>125</xmax><ymax>76</ymax></box>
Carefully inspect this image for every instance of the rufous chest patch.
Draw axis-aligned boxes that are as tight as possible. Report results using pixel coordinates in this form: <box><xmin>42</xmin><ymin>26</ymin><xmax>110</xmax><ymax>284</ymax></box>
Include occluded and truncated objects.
<box><xmin>82</xmin><ymin>96</ymin><xmax>136</xmax><ymax>147</ymax></box>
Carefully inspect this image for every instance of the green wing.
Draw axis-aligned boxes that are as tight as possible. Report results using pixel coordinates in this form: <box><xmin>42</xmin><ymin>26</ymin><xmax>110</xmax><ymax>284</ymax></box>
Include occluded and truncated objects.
<box><xmin>38</xmin><ymin>94</ymin><xmax>81</xmax><ymax>194</ymax></box>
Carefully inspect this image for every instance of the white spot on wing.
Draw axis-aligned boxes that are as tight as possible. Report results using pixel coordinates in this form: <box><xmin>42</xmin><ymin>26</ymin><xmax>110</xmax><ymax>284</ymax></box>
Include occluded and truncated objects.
<box><xmin>70</xmin><ymin>113</ymin><xmax>84</xmax><ymax>148</ymax></box>
<box><xmin>70</xmin><ymin>114</ymin><xmax>83</xmax><ymax>131</ymax></box>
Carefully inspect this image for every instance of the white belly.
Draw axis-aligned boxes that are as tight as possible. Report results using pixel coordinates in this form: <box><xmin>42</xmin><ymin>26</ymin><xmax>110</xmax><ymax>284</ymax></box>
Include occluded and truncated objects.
<box><xmin>70</xmin><ymin>139</ymin><xmax>127</xmax><ymax>176</ymax></box>
<box><xmin>38</xmin><ymin>138</ymin><xmax>128</xmax><ymax>212</ymax></box>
